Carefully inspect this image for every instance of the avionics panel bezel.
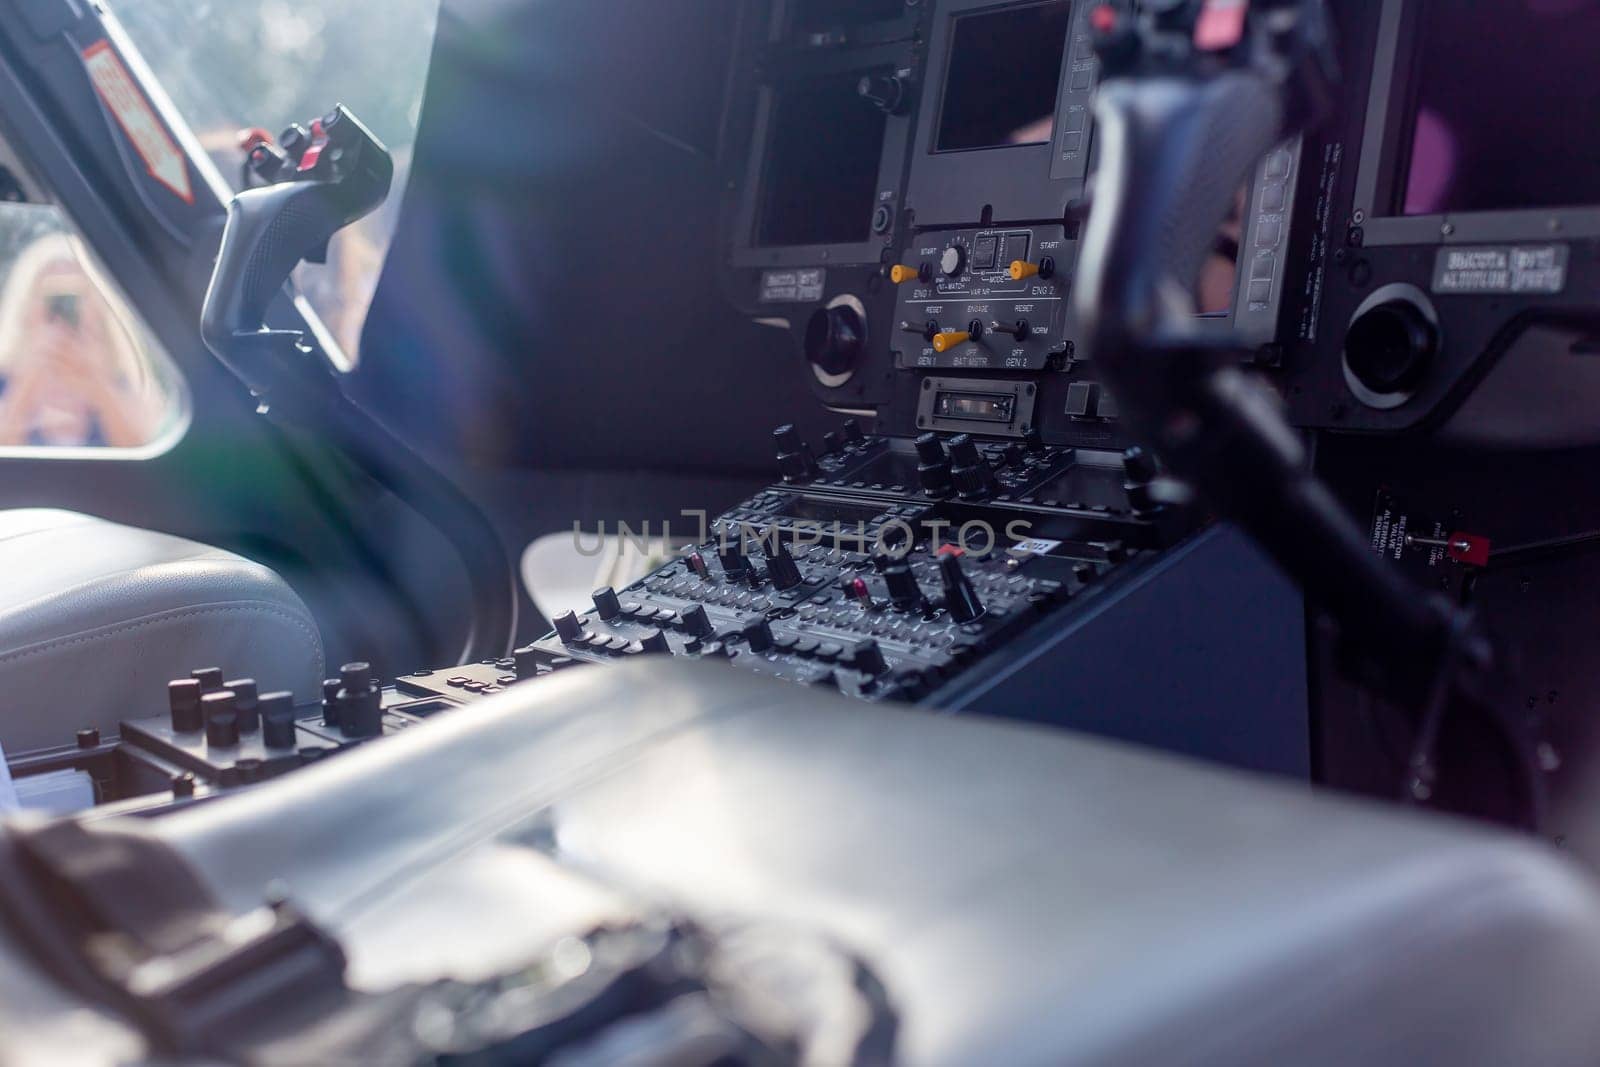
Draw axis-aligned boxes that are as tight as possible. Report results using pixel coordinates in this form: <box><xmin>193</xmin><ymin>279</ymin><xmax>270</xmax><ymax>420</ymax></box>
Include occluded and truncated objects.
<box><xmin>770</xmin><ymin>0</ymin><xmax>924</xmax><ymax>48</ymax></box>
<box><xmin>903</xmin><ymin>0</ymin><xmax>1104</xmax><ymax>226</ymax></box>
<box><xmin>728</xmin><ymin>45</ymin><xmax>916</xmax><ymax>270</ymax></box>
<box><xmin>1351</xmin><ymin>0</ymin><xmax>1600</xmax><ymax>248</ymax></box>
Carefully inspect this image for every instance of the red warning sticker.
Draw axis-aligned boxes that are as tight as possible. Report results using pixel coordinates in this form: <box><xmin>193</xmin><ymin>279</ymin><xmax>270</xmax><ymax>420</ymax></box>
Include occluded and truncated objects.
<box><xmin>81</xmin><ymin>39</ymin><xmax>194</xmax><ymax>204</ymax></box>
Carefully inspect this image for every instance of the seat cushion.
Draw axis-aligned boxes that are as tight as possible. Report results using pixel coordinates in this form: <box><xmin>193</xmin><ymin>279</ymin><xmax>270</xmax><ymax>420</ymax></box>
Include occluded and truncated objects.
<box><xmin>0</xmin><ymin>509</ymin><xmax>324</xmax><ymax>754</ymax></box>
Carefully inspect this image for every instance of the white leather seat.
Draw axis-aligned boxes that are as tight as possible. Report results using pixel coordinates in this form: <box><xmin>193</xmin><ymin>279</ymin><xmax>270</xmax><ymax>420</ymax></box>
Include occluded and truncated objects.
<box><xmin>0</xmin><ymin>509</ymin><xmax>324</xmax><ymax>754</ymax></box>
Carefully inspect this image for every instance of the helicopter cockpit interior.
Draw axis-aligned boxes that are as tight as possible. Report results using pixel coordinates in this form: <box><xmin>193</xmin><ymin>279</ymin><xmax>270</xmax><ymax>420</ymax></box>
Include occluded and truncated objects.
<box><xmin>1</xmin><ymin>1</ymin><xmax>1600</xmax><ymax>1062</ymax></box>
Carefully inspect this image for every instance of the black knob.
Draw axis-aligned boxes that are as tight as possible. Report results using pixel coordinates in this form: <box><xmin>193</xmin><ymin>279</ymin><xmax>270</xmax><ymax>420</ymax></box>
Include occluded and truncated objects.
<box><xmin>765</xmin><ymin>544</ymin><xmax>804</xmax><ymax>591</ymax></box>
<box><xmin>1001</xmin><ymin>443</ymin><xmax>1026</xmax><ymax>469</ymax></box>
<box><xmin>743</xmin><ymin>618</ymin><xmax>775</xmax><ymax>652</ymax></box>
<box><xmin>1022</xmin><ymin>426</ymin><xmax>1045</xmax><ymax>452</ymax></box>
<box><xmin>226</xmin><ymin>679</ymin><xmax>260</xmax><ymax>733</ymax></box>
<box><xmin>322</xmin><ymin>677</ymin><xmax>344</xmax><ymax>730</ymax></box>
<box><xmin>883</xmin><ymin>563</ymin><xmax>924</xmax><ymax>611</ymax></box>
<box><xmin>592</xmin><ymin>586</ymin><xmax>622</xmax><ymax>621</ymax></box>
<box><xmin>340</xmin><ymin>662</ymin><xmax>373</xmax><ymax>691</ymax></box>
<box><xmin>852</xmin><ymin>639</ymin><xmax>888</xmax><ymax>675</ymax></box>
<box><xmin>339</xmin><ymin>662</ymin><xmax>382</xmax><ymax>739</ymax></box>
<box><xmin>681</xmin><ymin>603</ymin><xmax>714</xmax><ymax>638</ymax></box>
<box><xmin>804</xmin><ymin>305</ymin><xmax>865</xmax><ymax>378</ymax></box>
<box><xmin>947</xmin><ymin>433</ymin><xmax>981</xmax><ymax>468</ymax></box>
<box><xmin>514</xmin><ymin>645</ymin><xmax>541</xmax><ymax>677</ymax></box>
<box><xmin>260</xmin><ymin>692</ymin><xmax>297</xmax><ymax>749</ymax></box>
<box><xmin>774</xmin><ymin>424</ymin><xmax>819</xmax><ymax>482</ymax></box>
<box><xmin>203</xmin><ymin>691</ymin><xmax>241</xmax><ymax>747</ymax></box>
<box><xmin>938</xmin><ymin>555</ymin><xmax>985</xmax><ymax>623</ymax></box>
<box><xmin>639</xmin><ymin>628</ymin><xmax>670</xmax><ymax>654</ymax></box>
<box><xmin>1123</xmin><ymin>445</ymin><xmax>1158</xmax><ymax>484</ymax></box>
<box><xmin>820</xmin><ymin>431</ymin><xmax>842</xmax><ymax>455</ymax></box>
<box><xmin>76</xmin><ymin>728</ymin><xmax>100</xmax><ymax>749</ymax></box>
<box><xmin>915</xmin><ymin>432</ymin><xmax>954</xmax><ymax>498</ymax></box>
<box><xmin>553</xmin><ymin>610</ymin><xmax>584</xmax><ymax>644</ymax></box>
<box><xmin>857</xmin><ymin>72</ymin><xmax>908</xmax><ymax>114</ymax></box>
<box><xmin>947</xmin><ymin>434</ymin><xmax>997</xmax><ymax>501</ymax></box>
<box><xmin>236</xmin><ymin>758</ymin><xmax>265</xmax><ymax>784</ymax></box>
<box><xmin>1345</xmin><ymin>299</ymin><xmax>1437</xmax><ymax>396</ymax></box>
<box><xmin>169</xmin><ymin>679</ymin><xmax>204</xmax><ymax>733</ymax></box>
<box><xmin>343</xmin><ymin>703</ymin><xmax>382</xmax><ymax>739</ymax></box>
<box><xmin>841</xmin><ymin>419</ymin><xmax>865</xmax><ymax>447</ymax></box>
<box><xmin>718</xmin><ymin>544</ymin><xmax>750</xmax><ymax>578</ymax></box>
<box><xmin>191</xmin><ymin>667</ymin><xmax>225</xmax><ymax>693</ymax></box>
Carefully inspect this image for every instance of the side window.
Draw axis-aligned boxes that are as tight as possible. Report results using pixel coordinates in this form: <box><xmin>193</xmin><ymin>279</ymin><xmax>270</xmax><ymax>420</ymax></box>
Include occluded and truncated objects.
<box><xmin>109</xmin><ymin>0</ymin><xmax>442</xmax><ymax>365</ymax></box>
<box><xmin>0</xmin><ymin>201</ymin><xmax>187</xmax><ymax>453</ymax></box>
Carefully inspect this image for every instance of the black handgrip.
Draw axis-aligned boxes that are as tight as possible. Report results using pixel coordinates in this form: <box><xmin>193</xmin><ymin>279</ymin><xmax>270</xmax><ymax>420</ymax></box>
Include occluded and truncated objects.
<box><xmin>201</xmin><ymin>181</ymin><xmax>348</xmax><ymax>351</ymax></box>
<box><xmin>199</xmin><ymin>105</ymin><xmax>392</xmax><ymax>393</ymax></box>
<box><xmin>1076</xmin><ymin>71</ymin><xmax>1283</xmax><ymax>366</ymax></box>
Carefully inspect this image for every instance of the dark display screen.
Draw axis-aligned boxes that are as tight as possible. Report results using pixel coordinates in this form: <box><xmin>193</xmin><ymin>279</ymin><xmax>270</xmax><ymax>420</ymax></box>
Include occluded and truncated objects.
<box><xmin>936</xmin><ymin>392</ymin><xmax>1015</xmax><ymax>422</ymax></box>
<box><xmin>1396</xmin><ymin>0</ymin><xmax>1600</xmax><ymax>216</ymax></box>
<box><xmin>757</xmin><ymin>77</ymin><xmax>887</xmax><ymax>246</ymax></box>
<box><xmin>936</xmin><ymin>1</ymin><xmax>1072</xmax><ymax>152</ymax></box>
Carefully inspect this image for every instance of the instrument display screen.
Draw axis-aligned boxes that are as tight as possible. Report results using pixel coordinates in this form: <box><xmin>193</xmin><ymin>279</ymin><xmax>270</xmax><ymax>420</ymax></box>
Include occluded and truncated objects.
<box><xmin>1396</xmin><ymin>0</ymin><xmax>1600</xmax><ymax>216</ymax></box>
<box><xmin>936</xmin><ymin>1</ymin><xmax>1073</xmax><ymax>153</ymax></box>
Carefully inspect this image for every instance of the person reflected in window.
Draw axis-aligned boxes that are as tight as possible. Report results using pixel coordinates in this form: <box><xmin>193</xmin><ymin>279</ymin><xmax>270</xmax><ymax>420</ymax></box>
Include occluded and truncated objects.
<box><xmin>0</xmin><ymin>234</ymin><xmax>164</xmax><ymax>447</ymax></box>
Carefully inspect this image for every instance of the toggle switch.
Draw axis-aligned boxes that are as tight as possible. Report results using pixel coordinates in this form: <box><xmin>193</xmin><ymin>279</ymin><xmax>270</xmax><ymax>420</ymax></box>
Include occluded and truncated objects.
<box><xmin>1009</xmin><ymin>256</ymin><xmax>1055</xmax><ymax>281</ymax></box>
<box><xmin>932</xmin><ymin>330</ymin><xmax>971</xmax><ymax>354</ymax></box>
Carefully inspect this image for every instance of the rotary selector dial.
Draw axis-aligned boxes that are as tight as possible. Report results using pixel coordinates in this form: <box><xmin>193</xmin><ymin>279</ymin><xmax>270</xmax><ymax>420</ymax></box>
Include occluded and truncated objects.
<box><xmin>940</xmin><ymin>242</ymin><xmax>966</xmax><ymax>278</ymax></box>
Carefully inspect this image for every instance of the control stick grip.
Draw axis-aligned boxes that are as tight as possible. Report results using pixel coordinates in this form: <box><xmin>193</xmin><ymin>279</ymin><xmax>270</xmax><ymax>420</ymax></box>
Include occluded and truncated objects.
<box><xmin>199</xmin><ymin>105</ymin><xmax>392</xmax><ymax>395</ymax></box>
<box><xmin>202</xmin><ymin>181</ymin><xmax>349</xmax><ymax>346</ymax></box>
<box><xmin>1077</xmin><ymin>72</ymin><xmax>1282</xmax><ymax>361</ymax></box>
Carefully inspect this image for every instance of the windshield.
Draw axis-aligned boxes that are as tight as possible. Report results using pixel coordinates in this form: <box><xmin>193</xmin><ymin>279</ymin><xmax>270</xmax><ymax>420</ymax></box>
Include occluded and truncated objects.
<box><xmin>108</xmin><ymin>0</ymin><xmax>442</xmax><ymax>365</ymax></box>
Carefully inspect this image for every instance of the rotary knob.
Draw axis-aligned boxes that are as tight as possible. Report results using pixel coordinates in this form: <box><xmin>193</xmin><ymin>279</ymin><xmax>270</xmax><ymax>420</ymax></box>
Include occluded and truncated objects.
<box><xmin>742</xmin><ymin>618</ymin><xmax>775</xmax><ymax>652</ymax></box>
<box><xmin>883</xmin><ymin>563</ymin><xmax>925</xmax><ymax>611</ymax></box>
<box><xmin>852</xmin><ymin>639</ymin><xmax>888</xmax><ymax>676</ymax></box>
<box><xmin>940</xmin><ymin>243</ymin><xmax>965</xmax><ymax>278</ymax></box>
<box><xmin>168</xmin><ymin>679</ymin><xmax>204</xmax><ymax>733</ymax></box>
<box><xmin>203</xmin><ymin>691</ymin><xmax>240</xmax><ymax>747</ymax></box>
<box><xmin>915</xmin><ymin>432</ymin><xmax>954</xmax><ymax>498</ymax></box>
<box><xmin>592</xmin><ymin>586</ymin><xmax>622</xmax><ymax>621</ymax></box>
<box><xmin>938</xmin><ymin>555</ymin><xmax>986</xmax><ymax>623</ymax></box>
<box><xmin>947</xmin><ymin>434</ymin><xmax>998</xmax><ymax>501</ymax></box>
<box><xmin>773</xmin><ymin>424</ymin><xmax>818</xmax><ymax>483</ymax></box>
<box><xmin>260</xmin><ymin>692</ymin><xmax>297</xmax><ymax>749</ymax></box>
<box><xmin>764</xmin><ymin>543</ymin><xmax>804</xmax><ymax>591</ymax></box>
<box><xmin>680</xmin><ymin>603</ymin><xmax>714</xmax><ymax>638</ymax></box>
